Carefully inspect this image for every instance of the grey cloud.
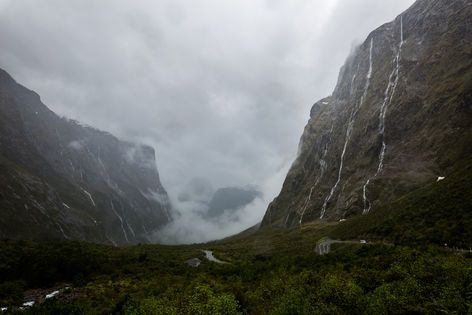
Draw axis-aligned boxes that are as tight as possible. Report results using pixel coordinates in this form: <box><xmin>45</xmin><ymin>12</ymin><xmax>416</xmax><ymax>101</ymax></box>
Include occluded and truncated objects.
<box><xmin>0</xmin><ymin>0</ymin><xmax>415</xmax><ymax>243</ymax></box>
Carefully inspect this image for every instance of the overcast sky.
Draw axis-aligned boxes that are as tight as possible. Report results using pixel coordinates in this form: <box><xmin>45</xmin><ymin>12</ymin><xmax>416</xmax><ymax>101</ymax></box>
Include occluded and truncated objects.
<box><xmin>0</xmin><ymin>0</ymin><xmax>415</xmax><ymax>243</ymax></box>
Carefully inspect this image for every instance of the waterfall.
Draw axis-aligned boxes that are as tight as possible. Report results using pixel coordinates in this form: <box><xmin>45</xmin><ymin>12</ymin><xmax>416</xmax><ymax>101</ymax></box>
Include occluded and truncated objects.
<box><xmin>299</xmin><ymin>186</ymin><xmax>315</xmax><ymax>225</ymax></box>
<box><xmin>320</xmin><ymin>38</ymin><xmax>374</xmax><ymax>219</ymax></box>
<box><xmin>57</xmin><ymin>223</ymin><xmax>69</xmax><ymax>239</ymax></box>
<box><xmin>82</xmin><ymin>188</ymin><xmax>96</xmax><ymax>207</ymax></box>
<box><xmin>350</xmin><ymin>63</ymin><xmax>360</xmax><ymax>96</ymax></box>
<box><xmin>111</xmin><ymin>200</ymin><xmax>130</xmax><ymax>243</ymax></box>
<box><xmin>299</xmin><ymin>123</ymin><xmax>333</xmax><ymax>225</ymax></box>
<box><xmin>125</xmin><ymin>221</ymin><xmax>136</xmax><ymax>238</ymax></box>
<box><xmin>363</xmin><ymin>16</ymin><xmax>404</xmax><ymax>214</ymax></box>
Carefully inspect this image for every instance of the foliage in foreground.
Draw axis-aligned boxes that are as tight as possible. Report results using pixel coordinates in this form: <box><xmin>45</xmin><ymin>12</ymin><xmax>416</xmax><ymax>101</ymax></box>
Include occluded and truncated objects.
<box><xmin>1</xmin><ymin>161</ymin><xmax>471</xmax><ymax>314</ymax></box>
<box><xmin>330</xmin><ymin>160</ymin><xmax>472</xmax><ymax>248</ymax></box>
<box><xmin>0</xmin><ymin>241</ymin><xmax>469</xmax><ymax>315</ymax></box>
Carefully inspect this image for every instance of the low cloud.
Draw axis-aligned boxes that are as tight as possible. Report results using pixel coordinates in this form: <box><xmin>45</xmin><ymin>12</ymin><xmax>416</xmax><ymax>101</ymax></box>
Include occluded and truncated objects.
<box><xmin>67</xmin><ymin>140</ymin><xmax>83</xmax><ymax>151</ymax></box>
<box><xmin>154</xmin><ymin>159</ymin><xmax>290</xmax><ymax>244</ymax></box>
<box><xmin>0</xmin><ymin>0</ymin><xmax>415</xmax><ymax>243</ymax></box>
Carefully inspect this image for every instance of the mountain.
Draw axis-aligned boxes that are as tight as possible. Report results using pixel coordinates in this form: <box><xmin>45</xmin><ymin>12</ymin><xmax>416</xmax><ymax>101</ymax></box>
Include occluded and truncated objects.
<box><xmin>262</xmin><ymin>0</ymin><xmax>472</xmax><ymax>228</ymax></box>
<box><xmin>177</xmin><ymin>177</ymin><xmax>214</xmax><ymax>203</ymax></box>
<box><xmin>206</xmin><ymin>186</ymin><xmax>261</xmax><ymax>218</ymax></box>
<box><xmin>0</xmin><ymin>68</ymin><xmax>171</xmax><ymax>244</ymax></box>
<box><xmin>0</xmin><ymin>1</ymin><xmax>471</xmax><ymax>313</ymax></box>
<box><xmin>0</xmin><ymin>163</ymin><xmax>470</xmax><ymax>312</ymax></box>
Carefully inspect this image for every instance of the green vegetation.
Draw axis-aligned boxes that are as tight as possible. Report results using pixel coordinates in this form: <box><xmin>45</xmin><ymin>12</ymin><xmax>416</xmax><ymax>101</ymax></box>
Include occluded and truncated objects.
<box><xmin>330</xmin><ymin>160</ymin><xmax>472</xmax><ymax>248</ymax></box>
<box><xmin>0</xmin><ymin>161</ymin><xmax>470</xmax><ymax>314</ymax></box>
<box><xmin>0</xmin><ymin>239</ymin><xmax>469</xmax><ymax>314</ymax></box>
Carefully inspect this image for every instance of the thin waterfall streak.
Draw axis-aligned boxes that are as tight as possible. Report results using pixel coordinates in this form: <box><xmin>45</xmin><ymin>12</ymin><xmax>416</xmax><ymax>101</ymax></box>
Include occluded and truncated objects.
<box><xmin>81</xmin><ymin>188</ymin><xmax>96</xmax><ymax>207</ymax></box>
<box><xmin>126</xmin><ymin>221</ymin><xmax>136</xmax><ymax>238</ymax></box>
<box><xmin>111</xmin><ymin>200</ymin><xmax>129</xmax><ymax>243</ymax></box>
<box><xmin>142</xmin><ymin>224</ymin><xmax>149</xmax><ymax>235</ymax></box>
<box><xmin>363</xmin><ymin>16</ymin><xmax>404</xmax><ymax>214</ymax></box>
<box><xmin>57</xmin><ymin>223</ymin><xmax>69</xmax><ymax>240</ymax></box>
<box><xmin>299</xmin><ymin>186</ymin><xmax>314</xmax><ymax>225</ymax></box>
<box><xmin>320</xmin><ymin>38</ymin><xmax>374</xmax><ymax>219</ymax></box>
<box><xmin>299</xmin><ymin>124</ymin><xmax>333</xmax><ymax>225</ymax></box>
<box><xmin>400</xmin><ymin>15</ymin><xmax>404</xmax><ymax>43</ymax></box>
<box><xmin>284</xmin><ymin>212</ymin><xmax>291</xmax><ymax>226</ymax></box>
<box><xmin>350</xmin><ymin>63</ymin><xmax>360</xmax><ymax>96</ymax></box>
<box><xmin>362</xmin><ymin>179</ymin><xmax>371</xmax><ymax>213</ymax></box>
<box><xmin>320</xmin><ymin>121</ymin><xmax>351</xmax><ymax>219</ymax></box>
<box><xmin>376</xmin><ymin>142</ymin><xmax>386</xmax><ymax>175</ymax></box>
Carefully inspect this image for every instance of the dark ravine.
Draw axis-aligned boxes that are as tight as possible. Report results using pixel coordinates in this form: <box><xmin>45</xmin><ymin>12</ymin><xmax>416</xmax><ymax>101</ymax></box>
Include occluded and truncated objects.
<box><xmin>0</xmin><ymin>68</ymin><xmax>171</xmax><ymax>244</ymax></box>
<box><xmin>262</xmin><ymin>0</ymin><xmax>472</xmax><ymax>228</ymax></box>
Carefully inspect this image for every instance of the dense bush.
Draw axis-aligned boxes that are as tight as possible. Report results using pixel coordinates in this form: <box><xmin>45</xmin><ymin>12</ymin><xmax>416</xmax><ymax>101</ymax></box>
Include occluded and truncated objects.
<box><xmin>0</xmin><ymin>241</ymin><xmax>469</xmax><ymax>314</ymax></box>
<box><xmin>1</xmin><ymin>165</ymin><xmax>470</xmax><ymax>313</ymax></box>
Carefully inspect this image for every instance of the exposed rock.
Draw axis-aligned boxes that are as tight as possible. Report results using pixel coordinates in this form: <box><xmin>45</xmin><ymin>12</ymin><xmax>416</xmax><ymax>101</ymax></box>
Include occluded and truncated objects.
<box><xmin>262</xmin><ymin>0</ymin><xmax>472</xmax><ymax>228</ymax></box>
<box><xmin>0</xmin><ymin>68</ymin><xmax>171</xmax><ymax>244</ymax></box>
<box><xmin>185</xmin><ymin>258</ymin><xmax>201</xmax><ymax>267</ymax></box>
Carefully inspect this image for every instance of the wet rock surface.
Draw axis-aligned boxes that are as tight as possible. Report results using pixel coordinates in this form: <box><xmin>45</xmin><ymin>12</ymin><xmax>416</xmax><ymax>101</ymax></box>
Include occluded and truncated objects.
<box><xmin>262</xmin><ymin>0</ymin><xmax>472</xmax><ymax>228</ymax></box>
<box><xmin>0</xmin><ymin>69</ymin><xmax>171</xmax><ymax>244</ymax></box>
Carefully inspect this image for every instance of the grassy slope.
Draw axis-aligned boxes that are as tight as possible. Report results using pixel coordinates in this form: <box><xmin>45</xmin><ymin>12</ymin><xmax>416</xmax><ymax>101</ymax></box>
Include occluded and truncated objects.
<box><xmin>329</xmin><ymin>159</ymin><xmax>472</xmax><ymax>248</ymax></box>
<box><xmin>0</xmin><ymin>160</ymin><xmax>470</xmax><ymax>314</ymax></box>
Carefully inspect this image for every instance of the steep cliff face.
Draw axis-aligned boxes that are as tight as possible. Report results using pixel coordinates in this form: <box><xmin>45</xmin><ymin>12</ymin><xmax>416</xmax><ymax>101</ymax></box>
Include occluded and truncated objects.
<box><xmin>0</xmin><ymin>68</ymin><xmax>171</xmax><ymax>244</ymax></box>
<box><xmin>262</xmin><ymin>0</ymin><xmax>472</xmax><ymax>228</ymax></box>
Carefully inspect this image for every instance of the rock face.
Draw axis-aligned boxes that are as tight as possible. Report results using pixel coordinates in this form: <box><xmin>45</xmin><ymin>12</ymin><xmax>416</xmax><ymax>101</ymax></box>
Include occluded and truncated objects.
<box><xmin>0</xmin><ymin>68</ymin><xmax>171</xmax><ymax>244</ymax></box>
<box><xmin>262</xmin><ymin>0</ymin><xmax>472</xmax><ymax>228</ymax></box>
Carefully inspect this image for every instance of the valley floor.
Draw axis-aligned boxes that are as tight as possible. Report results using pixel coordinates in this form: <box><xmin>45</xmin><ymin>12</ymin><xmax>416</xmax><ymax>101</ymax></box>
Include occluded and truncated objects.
<box><xmin>0</xmin><ymin>162</ymin><xmax>471</xmax><ymax>314</ymax></box>
<box><xmin>0</xmin><ymin>223</ymin><xmax>470</xmax><ymax>314</ymax></box>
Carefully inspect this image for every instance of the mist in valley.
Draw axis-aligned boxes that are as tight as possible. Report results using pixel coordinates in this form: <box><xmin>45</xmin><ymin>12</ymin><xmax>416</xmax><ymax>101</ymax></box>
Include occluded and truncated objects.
<box><xmin>0</xmin><ymin>0</ymin><xmax>415</xmax><ymax>243</ymax></box>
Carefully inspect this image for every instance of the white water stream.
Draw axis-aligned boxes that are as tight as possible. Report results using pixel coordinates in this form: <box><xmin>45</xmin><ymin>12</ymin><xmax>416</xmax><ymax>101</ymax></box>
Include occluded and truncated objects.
<box><xmin>363</xmin><ymin>16</ymin><xmax>404</xmax><ymax>214</ymax></box>
<box><xmin>111</xmin><ymin>200</ymin><xmax>130</xmax><ymax>243</ymax></box>
<box><xmin>299</xmin><ymin>127</ymin><xmax>332</xmax><ymax>225</ymax></box>
<box><xmin>320</xmin><ymin>38</ymin><xmax>374</xmax><ymax>219</ymax></box>
<box><xmin>202</xmin><ymin>250</ymin><xmax>227</xmax><ymax>264</ymax></box>
<box><xmin>82</xmin><ymin>188</ymin><xmax>96</xmax><ymax>207</ymax></box>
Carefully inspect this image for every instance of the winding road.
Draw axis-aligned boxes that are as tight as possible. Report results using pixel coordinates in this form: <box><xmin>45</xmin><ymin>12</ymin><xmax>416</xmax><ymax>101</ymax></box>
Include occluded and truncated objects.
<box><xmin>315</xmin><ymin>238</ymin><xmax>367</xmax><ymax>255</ymax></box>
<box><xmin>202</xmin><ymin>250</ymin><xmax>228</xmax><ymax>264</ymax></box>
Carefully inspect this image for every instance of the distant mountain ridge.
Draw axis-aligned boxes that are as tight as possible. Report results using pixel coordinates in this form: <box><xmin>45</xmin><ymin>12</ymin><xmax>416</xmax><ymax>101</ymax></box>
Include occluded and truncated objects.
<box><xmin>262</xmin><ymin>0</ymin><xmax>472</xmax><ymax>227</ymax></box>
<box><xmin>0</xmin><ymin>68</ymin><xmax>171</xmax><ymax>244</ymax></box>
<box><xmin>207</xmin><ymin>186</ymin><xmax>261</xmax><ymax>218</ymax></box>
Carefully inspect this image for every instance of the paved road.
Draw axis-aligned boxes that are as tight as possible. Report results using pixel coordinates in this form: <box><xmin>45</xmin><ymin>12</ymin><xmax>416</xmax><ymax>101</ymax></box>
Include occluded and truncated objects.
<box><xmin>315</xmin><ymin>238</ymin><xmax>366</xmax><ymax>255</ymax></box>
<box><xmin>315</xmin><ymin>238</ymin><xmax>471</xmax><ymax>255</ymax></box>
<box><xmin>202</xmin><ymin>250</ymin><xmax>228</xmax><ymax>264</ymax></box>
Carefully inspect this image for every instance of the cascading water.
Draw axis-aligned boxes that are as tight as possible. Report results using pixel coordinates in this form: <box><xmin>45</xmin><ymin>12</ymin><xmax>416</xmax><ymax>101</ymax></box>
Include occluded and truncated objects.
<box><xmin>125</xmin><ymin>221</ymin><xmax>136</xmax><ymax>237</ymax></box>
<box><xmin>57</xmin><ymin>223</ymin><xmax>69</xmax><ymax>239</ymax></box>
<box><xmin>320</xmin><ymin>38</ymin><xmax>374</xmax><ymax>219</ymax></box>
<box><xmin>299</xmin><ymin>186</ymin><xmax>314</xmax><ymax>224</ymax></box>
<box><xmin>82</xmin><ymin>188</ymin><xmax>96</xmax><ymax>207</ymax></box>
<box><xmin>350</xmin><ymin>63</ymin><xmax>360</xmax><ymax>96</ymax></box>
<box><xmin>363</xmin><ymin>16</ymin><xmax>404</xmax><ymax>214</ymax></box>
<box><xmin>299</xmin><ymin>127</ymin><xmax>332</xmax><ymax>225</ymax></box>
<box><xmin>111</xmin><ymin>200</ymin><xmax>130</xmax><ymax>243</ymax></box>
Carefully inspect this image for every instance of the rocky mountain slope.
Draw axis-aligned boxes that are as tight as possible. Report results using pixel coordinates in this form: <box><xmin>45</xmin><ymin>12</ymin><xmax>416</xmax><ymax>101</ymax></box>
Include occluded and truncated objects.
<box><xmin>262</xmin><ymin>0</ymin><xmax>472</xmax><ymax>227</ymax></box>
<box><xmin>0</xmin><ymin>68</ymin><xmax>171</xmax><ymax>244</ymax></box>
